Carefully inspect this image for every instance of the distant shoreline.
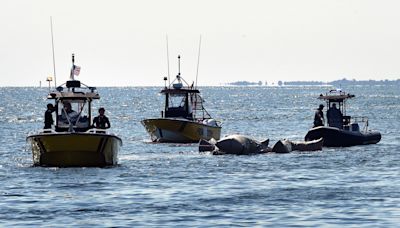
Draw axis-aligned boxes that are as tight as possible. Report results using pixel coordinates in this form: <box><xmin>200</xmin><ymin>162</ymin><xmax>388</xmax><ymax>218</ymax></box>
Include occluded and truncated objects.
<box><xmin>227</xmin><ymin>78</ymin><xmax>400</xmax><ymax>86</ymax></box>
<box><xmin>1</xmin><ymin>78</ymin><xmax>400</xmax><ymax>87</ymax></box>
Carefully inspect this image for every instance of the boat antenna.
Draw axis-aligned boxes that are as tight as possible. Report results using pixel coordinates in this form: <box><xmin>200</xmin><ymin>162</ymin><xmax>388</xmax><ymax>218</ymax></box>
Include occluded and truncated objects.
<box><xmin>50</xmin><ymin>16</ymin><xmax>57</xmax><ymax>87</ymax></box>
<box><xmin>195</xmin><ymin>35</ymin><xmax>202</xmax><ymax>89</ymax></box>
<box><xmin>178</xmin><ymin>55</ymin><xmax>181</xmax><ymax>80</ymax></box>
<box><xmin>166</xmin><ymin>35</ymin><xmax>171</xmax><ymax>86</ymax></box>
<box><xmin>70</xmin><ymin>53</ymin><xmax>75</xmax><ymax>80</ymax></box>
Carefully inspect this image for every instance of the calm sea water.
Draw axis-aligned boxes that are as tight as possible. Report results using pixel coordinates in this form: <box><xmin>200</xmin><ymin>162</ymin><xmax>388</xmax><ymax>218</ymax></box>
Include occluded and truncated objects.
<box><xmin>0</xmin><ymin>85</ymin><xmax>399</xmax><ymax>227</ymax></box>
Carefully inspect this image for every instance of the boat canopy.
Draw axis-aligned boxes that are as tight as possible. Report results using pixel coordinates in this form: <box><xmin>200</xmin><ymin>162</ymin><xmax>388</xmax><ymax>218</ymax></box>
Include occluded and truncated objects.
<box><xmin>318</xmin><ymin>90</ymin><xmax>355</xmax><ymax>102</ymax></box>
<box><xmin>48</xmin><ymin>80</ymin><xmax>100</xmax><ymax>100</ymax></box>
<box><xmin>161</xmin><ymin>88</ymin><xmax>200</xmax><ymax>95</ymax></box>
<box><xmin>48</xmin><ymin>91</ymin><xmax>100</xmax><ymax>100</ymax></box>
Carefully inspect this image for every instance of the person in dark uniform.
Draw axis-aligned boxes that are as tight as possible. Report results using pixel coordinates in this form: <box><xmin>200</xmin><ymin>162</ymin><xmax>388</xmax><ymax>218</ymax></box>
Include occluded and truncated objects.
<box><xmin>44</xmin><ymin>103</ymin><xmax>55</xmax><ymax>129</ymax></box>
<box><xmin>313</xmin><ymin>104</ymin><xmax>325</xmax><ymax>127</ymax></box>
<box><xmin>92</xmin><ymin>107</ymin><xmax>110</xmax><ymax>129</ymax></box>
<box><xmin>327</xmin><ymin>103</ymin><xmax>343</xmax><ymax>128</ymax></box>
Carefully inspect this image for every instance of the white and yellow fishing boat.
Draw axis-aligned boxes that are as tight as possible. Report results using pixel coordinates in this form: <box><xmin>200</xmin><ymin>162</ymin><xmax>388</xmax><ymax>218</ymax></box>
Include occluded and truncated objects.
<box><xmin>141</xmin><ymin>56</ymin><xmax>221</xmax><ymax>143</ymax></box>
<box><xmin>27</xmin><ymin>54</ymin><xmax>122</xmax><ymax>167</ymax></box>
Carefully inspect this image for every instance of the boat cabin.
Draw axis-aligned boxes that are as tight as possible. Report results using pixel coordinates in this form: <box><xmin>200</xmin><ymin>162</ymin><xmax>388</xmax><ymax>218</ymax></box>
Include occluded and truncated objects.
<box><xmin>161</xmin><ymin>84</ymin><xmax>199</xmax><ymax>120</ymax></box>
<box><xmin>48</xmin><ymin>80</ymin><xmax>100</xmax><ymax>132</ymax></box>
<box><xmin>160</xmin><ymin>67</ymin><xmax>213</xmax><ymax>122</ymax></box>
<box><xmin>318</xmin><ymin>89</ymin><xmax>359</xmax><ymax>130</ymax></box>
<box><xmin>160</xmin><ymin>80</ymin><xmax>213</xmax><ymax>122</ymax></box>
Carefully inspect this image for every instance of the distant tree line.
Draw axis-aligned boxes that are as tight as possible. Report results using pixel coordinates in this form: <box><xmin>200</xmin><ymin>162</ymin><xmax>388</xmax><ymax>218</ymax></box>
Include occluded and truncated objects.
<box><xmin>227</xmin><ymin>81</ymin><xmax>263</xmax><ymax>86</ymax></box>
<box><xmin>285</xmin><ymin>78</ymin><xmax>400</xmax><ymax>86</ymax></box>
<box><xmin>228</xmin><ymin>78</ymin><xmax>400</xmax><ymax>86</ymax></box>
<box><xmin>330</xmin><ymin>78</ymin><xmax>400</xmax><ymax>86</ymax></box>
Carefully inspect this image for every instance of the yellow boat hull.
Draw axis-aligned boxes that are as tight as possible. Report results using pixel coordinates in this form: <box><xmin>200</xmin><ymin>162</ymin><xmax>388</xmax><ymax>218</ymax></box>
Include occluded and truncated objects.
<box><xmin>141</xmin><ymin>118</ymin><xmax>221</xmax><ymax>143</ymax></box>
<box><xmin>26</xmin><ymin>132</ymin><xmax>122</xmax><ymax>167</ymax></box>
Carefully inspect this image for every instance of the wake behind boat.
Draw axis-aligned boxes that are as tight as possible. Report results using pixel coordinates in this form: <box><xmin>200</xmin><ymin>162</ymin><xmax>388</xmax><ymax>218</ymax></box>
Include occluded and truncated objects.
<box><xmin>141</xmin><ymin>55</ymin><xmax>221</xmax><ymax>143</ymax></box>
<box><xmin>26</xmin><ymin>54</ymin><xmax>122</xmax><ymax>167</ymax></box>
<box><xmin>305</xmin><ymin>89</ymin><xmax>381</xmax><ymax>147</ymax></box>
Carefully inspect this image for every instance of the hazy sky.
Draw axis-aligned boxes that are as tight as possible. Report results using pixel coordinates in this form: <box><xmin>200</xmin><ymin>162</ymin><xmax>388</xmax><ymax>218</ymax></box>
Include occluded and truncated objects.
<box><xmin>1</xmin><ymin>0</ymin><xmax>400</xmax><ymax>86</ymax></box>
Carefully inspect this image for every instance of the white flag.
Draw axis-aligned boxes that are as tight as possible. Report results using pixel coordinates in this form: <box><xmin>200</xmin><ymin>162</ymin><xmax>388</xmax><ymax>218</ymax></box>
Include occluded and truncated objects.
<box><xmin>73</xmin><ymin>65</ymin><xmax>81</xmax><ymax>76</ymax></box>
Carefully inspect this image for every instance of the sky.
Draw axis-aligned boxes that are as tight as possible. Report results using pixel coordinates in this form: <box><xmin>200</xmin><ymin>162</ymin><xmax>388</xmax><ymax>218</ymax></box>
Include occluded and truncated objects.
<box><xmin>1</xmin><ymin>0</ymin><xmax>400</xmax><ymax>87</ymax></box>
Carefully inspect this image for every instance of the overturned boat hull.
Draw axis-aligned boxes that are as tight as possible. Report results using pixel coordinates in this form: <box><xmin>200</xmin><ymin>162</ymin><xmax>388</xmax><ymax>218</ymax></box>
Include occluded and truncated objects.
<box><xmin>27</xmin><ymin>131</ymin><xmax>122</xmax><ymax>167</ymax></box>
<box><xmin>305</xmin><ymin>126</ymin><xmax>381</xmax><ymax>147</ymax></box>
<box><xmin>141</xmin><ymin>118</ymin><xmax>221</xmax><ymax>143</ymax></box>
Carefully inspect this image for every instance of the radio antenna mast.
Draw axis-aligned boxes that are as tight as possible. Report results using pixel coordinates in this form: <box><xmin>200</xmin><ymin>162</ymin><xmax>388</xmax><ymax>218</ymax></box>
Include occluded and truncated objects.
<box><xmin>50</xmin><ymin>16</ymin><xmax>57</xmax><ymax>87</ymax></box>
<box><xmin>166</xmin><ymin>35</ymin><xmax>171</xmax><ymax>86</ymax></box>
<box><xmin>195</xmin><ymin>35</ymin><xmax>202</xmax><ymax>89</ymax></box>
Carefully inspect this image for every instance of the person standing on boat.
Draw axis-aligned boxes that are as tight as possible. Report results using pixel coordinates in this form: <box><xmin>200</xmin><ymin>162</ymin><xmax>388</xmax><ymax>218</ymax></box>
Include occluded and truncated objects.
<box><xmin>313</xmin><ymin>104</ymin><xmax>325</xmax><ymax>127</ymax></box>
<box><xmin>327</xmin><ymin>103</ymin><xmax>343</xmax><ymax>129</ymax></box>
<box><xmin>92</xmin><ymin>107</ymin><xmax>111</xmax><ymax>129</ymax></box>
<box><xmin>44</xmin><ymin>103</ymin><xmax>55</xmax><ymax>129</ymax></box>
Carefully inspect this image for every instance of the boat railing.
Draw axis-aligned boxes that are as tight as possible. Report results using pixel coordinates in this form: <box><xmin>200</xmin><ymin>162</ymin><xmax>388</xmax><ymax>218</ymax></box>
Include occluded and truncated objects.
<box><xmin>86</xmin><ymin>128</ymin><xmax>108</xmax><ymax>134</ymax></box>
<box><xmin>26</xmin><ymin>129</ymin><xmax>55</xmax><ymax>139</ymax></box>
<box><xmin>38</xmin><ymin>129</ymin><xmax>57</xmax><ymax>134</ymax></box>
<box><xmin>349</xmin><ymin>116</ymin><xmax>369</xmax><ymax>132</ymax></box>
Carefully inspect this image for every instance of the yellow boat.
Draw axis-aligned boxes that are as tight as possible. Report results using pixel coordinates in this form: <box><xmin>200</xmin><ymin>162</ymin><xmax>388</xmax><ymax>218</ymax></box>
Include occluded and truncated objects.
<box><xmin>141</xmin><ymin>55</ymin><xmax>221</xmax><ymax>143</ymax></box>
<box><xmin>28</xmin><ymin>130</ymin><xmax>121</xmax><ymax>167</ymax></box>
<box><xmin>26</xmin><ymin>54</ymin><xmax>122</xmax><ymax>167</ymax></box>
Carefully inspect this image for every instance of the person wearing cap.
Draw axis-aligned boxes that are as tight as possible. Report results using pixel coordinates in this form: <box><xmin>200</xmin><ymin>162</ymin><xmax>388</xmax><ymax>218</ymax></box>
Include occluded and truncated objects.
<box><xmin>92</xmin><ymin>107</ymin><xmax>111</xmax><ymax>129</ymax></box>
<box><xmin>313</xmin><ymin>104</ymin><xmax>325</xmax><ymax>127</ymax></box>
<box><xmin>44</xmin><ymin>103</ymin><xmax>55</xmax><ymax>129</ymax></box>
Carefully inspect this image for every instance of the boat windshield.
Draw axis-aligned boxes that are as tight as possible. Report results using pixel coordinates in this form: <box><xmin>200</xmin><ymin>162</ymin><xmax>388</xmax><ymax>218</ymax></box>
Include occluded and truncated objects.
<box><xmin>57</xmin><ymin>99</ymin><xmax>90</xmax><ymax>129</ymax></box>
<box><xmin>164</xmin><ymin>93</ymin><xmax>193</xmax><ymax>119</ymax></box>
<box><xmin>168</xmin><ymin>94</ymin><xmax>186</xmax><ymax>108</ymax></box>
